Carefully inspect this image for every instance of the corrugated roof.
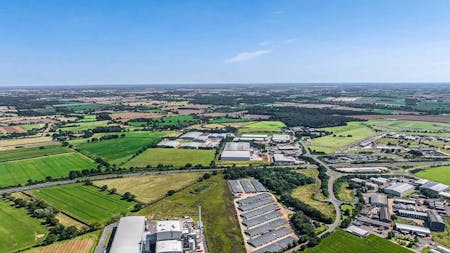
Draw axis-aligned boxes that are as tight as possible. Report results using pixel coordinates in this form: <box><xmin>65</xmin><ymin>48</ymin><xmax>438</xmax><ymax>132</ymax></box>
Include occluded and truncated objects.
<box><xmin>109</xmin><ymin>216</ymin><xmax>146</xmax><ymax>253</ymax></box>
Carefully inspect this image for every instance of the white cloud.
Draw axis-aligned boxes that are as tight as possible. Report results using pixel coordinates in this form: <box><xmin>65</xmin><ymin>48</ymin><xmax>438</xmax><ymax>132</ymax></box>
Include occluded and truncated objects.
<box><xmin>225</xmin><ymin>50</ymin><xmax>271</xmax><ymax>63</ymax></box>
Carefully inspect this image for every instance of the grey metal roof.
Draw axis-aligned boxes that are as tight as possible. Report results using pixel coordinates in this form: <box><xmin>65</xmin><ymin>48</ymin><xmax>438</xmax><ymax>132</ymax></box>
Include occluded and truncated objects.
<box><xmin>242</xmin><ymin>211</ymin><xmax>282</xmax><ymax>228</ymax></box>
<box><xmin>245</xmin><ymin>218</ymin><xmax>287</xmax><ymax>237</ymax></box>
<box><xmin>109</xmin><ymin>216</ymin><xmax>146</xmax><ymax>253</ymax></box>
<box><xmin>224</xmin><ymin>142</ymin><xmax>251</xmax><ymax>151</ymax></box>
<box><xmin>247</xmin><ymin>227</ymin><xmax>292</xmax><ymax>248</ymax></box>
<box><xmin>251</xmin><ymin>179</ymin><xmax>268</xmax><ymax>192</ymax></box>
<box><xmin>240</xmin><ymin>180</ymin><xmax>256</xmax><ymax>193</ymax></box>
<box><xmin>238</xmin><ymin>198</ymin><xmax>274</xmax><ymax>212</ymax></box>
<box><xmin>252</xmin><ymin>236</ymin><xmax>296</xmax><ymax>253</ymax></box>
<box><xmin>228</xmin><ymin>180</ymin><xmax>243</xmax><ymax>193</ymax></box>
<box><xmin>240</xmin><ymin>204</ymin><xmax>279</xmax><ymax>219</ymax></box>
<box><xmin>237</xmin><ymin>193</ymin><xmax>271</xmax><ymax>206</ymax></box>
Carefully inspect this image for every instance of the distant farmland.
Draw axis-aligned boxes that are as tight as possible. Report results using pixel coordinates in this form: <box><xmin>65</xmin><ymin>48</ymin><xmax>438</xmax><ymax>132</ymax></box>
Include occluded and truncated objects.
<box><xmin>238</xmin><ymin>121</ymin><xmax>285</xmax><ymax>134</ymax></box>
<box><xmin>0</xmin><ymin>153</ymin><xmax>96</xmax><ymax>187</ymax></box>
<box><xmin>29</xmin><ymin>184</ymin><xmax>135</xmax><ymax>225</ymax></box>
<box><xmin>76</xmin><ymin>131</ymin><xmax>170</xmax><ymax>165</ymax></box>
<box><xmin>125</xmin><ymin>148</ymin><xmax>215</xmax><ymax>168</ymax></box>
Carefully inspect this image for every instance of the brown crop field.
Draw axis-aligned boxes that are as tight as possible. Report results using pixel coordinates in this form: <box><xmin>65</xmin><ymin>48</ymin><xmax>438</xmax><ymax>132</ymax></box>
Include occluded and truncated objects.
<box><xmin>0</xmin><ymin>126</ymin><xmax>26</xmax><ymax>134</ymax></box>
<box><xmin>0</xmin><ymin>136</ymin><xmax>57</xmax><ymax>150</ymax></box>
<box><xmin>35</xmin><ymin>238</ymin><xmax>94</xmax><ymax>253</ymax></box>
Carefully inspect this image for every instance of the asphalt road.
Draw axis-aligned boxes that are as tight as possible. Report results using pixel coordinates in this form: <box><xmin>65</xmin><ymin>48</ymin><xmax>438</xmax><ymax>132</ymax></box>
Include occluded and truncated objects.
<box><xmin>95</xmin><ymin>223</ymin><xmax>116</xmax><ymax>253</ymax></box>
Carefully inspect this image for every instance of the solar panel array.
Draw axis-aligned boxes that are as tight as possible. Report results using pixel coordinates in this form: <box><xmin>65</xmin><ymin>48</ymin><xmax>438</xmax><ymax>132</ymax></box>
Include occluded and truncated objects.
<box><xmin>239</xmin><ymin>198</ymin><xmax>275</xmax><ymax>212</ymax></box>
<box><xmin>240</xmin><ymin>204</ymin><xmax>279</xmax><ymax>219</ymax></box>
<box><xmin>240</xmin><ymin>180</ymin><xmax>256</xmax><ymax>193</ymax></box>
<box><xmin>242</xmin><ymin>211</ymin><xmax>282</xmax><ymax>228</ymax></box>
<box><xmin>247</xmin><ymin>227</ymin><xmax>292</xmax><ymax>247</ymax></box>
<box><xmin>245</xmin><ymin>219</ymin><xmax>287</xmax><ymax>237</ymax></box>
<box><xmin>228</xmin><ymin>180</ymin><xmax>243</xmax><ymax>193</ymax></box>
<box><xmin>228</xmin><ymin>179</ymin><xmax>268</xmax><ymax>194</ymax></box>
<box><xmin>237</xmin><ymin>193</ymin><xmax>271</xmax><ymax>206</ymax></box>
<box><xmin>252</xmin><ymin>236</ymin><xmax>296</xmax><ymax>253</ymax></box>
<box><xmin>251</xmin><ymin>180</ymin><xmax>267</xmax><ymax>192</ymax></box>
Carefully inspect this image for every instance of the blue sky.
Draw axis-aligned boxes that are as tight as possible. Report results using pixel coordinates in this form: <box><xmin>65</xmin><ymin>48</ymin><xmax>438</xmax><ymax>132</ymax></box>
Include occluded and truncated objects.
<box><xmin>1</xmin><ymin>0</ymin><xmax>450</xmax><ymax>85</ymax></box>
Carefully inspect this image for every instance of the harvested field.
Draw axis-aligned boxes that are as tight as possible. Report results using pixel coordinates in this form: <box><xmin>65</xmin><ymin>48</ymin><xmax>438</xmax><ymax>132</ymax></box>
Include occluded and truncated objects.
<box><xmin>55</xmin><ymin>213</ymin><xmax>88</xmax><ymax>230</ymax></box>
<box><xmin>93</xmin><ymin>172</ymin><xmax>203</xmax><ymax>203</ymax></box>
<box><xmin>0</xmin><ymin>136</ymin><xmax>57</xmax><ymax>151</ymax></box>
<box><xmin>37</xmin><ymin>238</ymin><xmax>94</xmax><ymax>253</ymax></box>
<box><xmin>110</xmin><ymin>112</ymin><xmax>163</xmax><ymax>122</ymax></box>
<box><xmin>0</xmin><ymin>126</ymin><xmax>27</xmax><ymax>134</ymax></box>
<box><xmin>355</xmin><ymin>114</ymin><xmax>450</xmax><ymax>123</ymax></box>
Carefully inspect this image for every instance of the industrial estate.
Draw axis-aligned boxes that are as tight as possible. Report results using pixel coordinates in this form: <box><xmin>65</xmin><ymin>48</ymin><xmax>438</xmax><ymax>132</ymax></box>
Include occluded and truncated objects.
<box><xmin>0</xmin><ymin>84</ymin><xmax>449</xmax><ymax>253</ymax></box>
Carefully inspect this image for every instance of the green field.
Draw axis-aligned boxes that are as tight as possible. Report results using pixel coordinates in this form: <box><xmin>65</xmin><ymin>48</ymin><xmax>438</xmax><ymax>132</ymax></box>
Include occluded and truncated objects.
<box><xmin>128</xmin><ymin>115</ymin><xmax>194</xmax><ymax>127</ymax></box>
<box><xmin>432</xmin><ymin>217</ymin><xmax>450</xmax><ymax>248</ymax></box>
<box><xmin>304</xmin><ymin>230</ymin><xmax>413</xmax><ymax>253</ymax></box>
<box><xmin>0</xmin><ymin>152</ymin><xmax>96</xmax><ymax>187</ymax></box>
<box><xmin>308</xmin><ymin>121</ymin><xmax>377</xmax><ymax>153</ymax></box>
<box><xmin>125</xmin><ymin>148</ymin><xmax>215</xmax><ymax>168</ymax></box>
<box><xmin>414</xmin><ymin>101</ymin><xmax>450</xmax><ymax>112</ymax></box>
<box><xmin>292</xmin><ymin>182</ymin><xmax>336</xmax><ymax>219</ymax></box>
<box><xmin>0</xmin><ymin>200</ymin><xmax>47</xmax><ymax>252</ymax></box>
<box><xmin>76</xmin><ymin>131</ymin><xmax>168</xmax><ymax>165</ymax></box>
<box><xmin>93</xmin><ymin>172</ymin><xmax>203</xmax><ymax>203</ymax></box>
<box><xmin>138</xmin><ymin>175</ymin><xmax>244</xmax><ymax>253</ymax></box>
<box><xmin>209</xmin><ymin>117</ymin><xmax>253</xmax><ymax>124</ymax></box>
<box><xmin>20</xmin><ymin>124</ymin><xmax>42</xmax><ymax>131</ymax></box>
<box><xmin>76</xmin><ymin>115</ymin><xmax>97</xmax><ymax>122</ymax></box>
<box><xmin>63</xmin><ymin>104</ymin><xmax>111</xmax><ymax>112</ymax></box>
<box><xmin>371</xmin><ymin>109</ymin><xmax>394</xmax><ymax>115</ymax></box>
<box><xmin>59</xmin><ymin>121</ymin><xmax>114</xmax><ymax>132</ymax></box>
<box><xmin>30</xmin><ymin>184</ymin><xmax>135</xmax><ymax>225</ymax></box>
<box><xmin>238</xmin><ymin>120</ymin><xmax>285</xmax><ymax>134</ymax></box>
<box><xmin>0</xmin><ymin>145</ymin><xmax>71</xmax><ymax>163</ymax></box>
<box><xmin>368</xmin><ymin>119</ymin><xmax>450</xmax><ymax>136</ymax></box>
<box><xmin>415</xmin><ymin>165</ymin><xmax>450</xmax><ymax>185</ymax></box>
<box><xmin>376</xmin><ymin>98</ymin><xmax>405</xmax><ymax>106</ymax></box>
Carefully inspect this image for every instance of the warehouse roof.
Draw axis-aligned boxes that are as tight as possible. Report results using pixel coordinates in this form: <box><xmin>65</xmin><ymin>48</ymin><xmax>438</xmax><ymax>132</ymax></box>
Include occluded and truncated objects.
<box><xmin>370</xmin><ymin>193</ymin><xmax>388</xmax><ymax>205</ymax></box>
<box><xmin>224</xmin><ymin>142</ymin><xmax>250</xmax><ymax>151</ymax></box>
<box><xmin>395</xmin><ymin>223</ymin><xmax>431</xmax><ymax>234</ymax></box>
<box><xmin>385</xmin><ymin>183</ymin><xmax>415</xmax><ymax>194</ymax></box>
<box><xmin>220</xmin><ymin>150</ymin><xmax>250</xmax><ymax>159</ymax></box>
<box><xmin>109</xmin><ymin>216</ymin><xmax>146</xmax><ymax>253</ymax></box>
<box><xmin>420</xmin><ymin>181</ymin><xmax>449</xmax><ymax>193</ymax></box>
<box><xmin>346</xmin><ymin>225</ymin><xmax>369</xmax><ymax>237</ymax></box>
<box><xmin>179</xmin><ymin>131</ymin><xmax>203</xmax><ymax>139</ymax></box>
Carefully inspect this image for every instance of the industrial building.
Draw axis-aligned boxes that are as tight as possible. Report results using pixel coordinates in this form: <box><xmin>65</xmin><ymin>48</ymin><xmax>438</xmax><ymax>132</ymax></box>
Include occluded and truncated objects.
<box><xmin>384</xmin><ymin>183</ymin><xmax>415</xmax><ymax>197</ymax></box>
<box><xmin>220</xmin><ymin>142</ymin><xmax>251</xmax><ymax>161</ymax></box>
<box><xmin>272</xmin><ymin>154</ymin><xmax>297</xmax><ymax>165</ymax></box>
<box><xmin>427</xmin><ymin>210</ymin><xmax>446</xmax><ymax>232</ymax></box>
<box><xmin>369</xmin><ymin>193</ymin><xmax>388</xmax><ymax>207</ymax></box>
<box><xmin>420</xmin><ymin>181</ymin><xmax>450</xmax><ymax>194</ymax></box>
<box><xmin>379</xmin><ymin>207</ymin><xmax>390</xmax><ymax>222</ymax></box>
<box><xmin>271</xmin><ymin>134</ymin><xmax>290</xmax><ymax>143</ymax></box>
<box><xmin>346</xmin><ymin>225</ymin><xmax>369</xmax><ymax>237</ymax></box>
<box><xmin>238</xmin><ymin>134</ymin><xmax>269</xmax><ymax>142</ymax></box>
<box><xmin>157</xmin><ymin>140</ymin><xmax>180</xmax><ymax>148</ymax></box>
<box><xmin>396</xmin><ymin>209</ymin><xmax>428</xmax><ymax>220</ymax></box>
<box><xmin>370</xmin><ymin>177</ymin><xmax>389</xmax><ymax>186</ymax></box>
<box><xmin>108</xmin><ymin>215</ymin><xmax>206</xmax><ymax>253</ymax></box>
<box><xmin>395</xmin><ymin>223</ymin><xmax>431</xmax><ymax>237</ymax></box>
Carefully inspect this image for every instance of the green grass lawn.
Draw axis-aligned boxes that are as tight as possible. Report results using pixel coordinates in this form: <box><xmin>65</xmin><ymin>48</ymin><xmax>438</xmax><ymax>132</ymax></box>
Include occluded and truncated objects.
<box><xmin>304</xmin><ymin>230</ymin><xmax>413</xmax><ymax>253</ymax></box>
<box><xmin>0</xmin><ymin>200</ymin><xmax>47</xmax><ymax>252</ymax></box>
<box><xmin>308</xmin><ymin>121</ymin><xmax>377</xmax><ymax>154</ymax></box>
<box><xmin>0</xmin><ymin>145</ymin><xmax>71</xmax><ymax>163</ymax></box>
<box><xmin>30</xmin><ymin>184</ymin><xmax>136</xmax><ymax>225</ymax></box>
<box><xmin>238</xmin><ymin>120</ymin><xmax>285</xmax><ymax>134</ymax></box>
<box><xmin>125</xmin><ymin>148</ymin><xmax>215</xmax><ymax>168</ymax></box>
<box><xmin>76</xmin><ymin>131</ymin><xmax>168</xmax><ymax>165</ymax></box>
<box><xmin>0</xmin><ymin>152</ymin><xmax>96</xmax><ymax>188</ymax></box>
<box><xmin>372</xmin><ymin>109</ymin><xmax>395</xmax><ymax>115</ymax></box>
<box><xmin>138</xmin><ymin>175</ymin><xmax>244</xmax><ymax>253</ymax></box>
<box><xmin>432</xmin><ymin>217</ymin><xmax>450</xmax><ymax>248</ymax></box>
<box><xmin>415</xmin><ymin>165</ymin><xmax>450</xmax><ymax>185</ymax></box>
